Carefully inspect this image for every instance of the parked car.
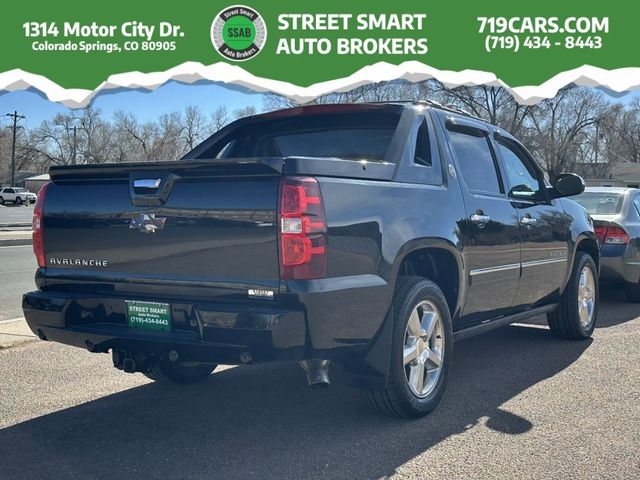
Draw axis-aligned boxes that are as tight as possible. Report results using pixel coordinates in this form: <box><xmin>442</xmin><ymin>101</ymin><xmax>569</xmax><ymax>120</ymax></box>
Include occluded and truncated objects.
<box><xmin>0</xmin><ymin>187</ymin><xmax>37</xmax><ymax>205</ymax></box>
<box><xmin>573</xmin><ymin>187</ymin><xmax>640</xmax><ymax>301</ymax></box>
<box><xmin>22</xmin><ymin>102</ymin><xmax>599</xmax><ymax>418</ymax></box>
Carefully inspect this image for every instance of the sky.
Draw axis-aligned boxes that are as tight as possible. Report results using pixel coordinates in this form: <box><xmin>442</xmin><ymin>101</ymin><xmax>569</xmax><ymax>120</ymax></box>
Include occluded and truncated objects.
<box><xmin>0</xmin><ymin>81</ymin><xmax>638</xmax><ymax>130</ymax></box>
<box><xmin>0</xmin><ymin>81</ymin><xmax>266</xmax><ymax>129</ymax></box>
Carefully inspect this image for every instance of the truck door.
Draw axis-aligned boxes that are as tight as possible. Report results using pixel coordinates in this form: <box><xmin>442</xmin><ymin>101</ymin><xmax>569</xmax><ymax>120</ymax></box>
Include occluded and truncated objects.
<box><xmin>493</xmin><ymin>134</ymin><xmax>569</xmax><ymax>307</ymax></box>
<box><xmin>442</xmin><ymin>117</ymin><xmax>520</xmax><ymax>327</ymax></box>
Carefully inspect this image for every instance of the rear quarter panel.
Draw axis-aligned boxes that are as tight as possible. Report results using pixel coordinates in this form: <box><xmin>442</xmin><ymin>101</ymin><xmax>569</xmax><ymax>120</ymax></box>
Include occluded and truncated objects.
<box><xmin>290</xmin><ymin>173</ymin><xmax>466</xmax><ymax>353</ymax></box>
<box><xmin>559</xmin><ymin>197</ymin><xmax>599</xmax><ymax>290</ymax></box>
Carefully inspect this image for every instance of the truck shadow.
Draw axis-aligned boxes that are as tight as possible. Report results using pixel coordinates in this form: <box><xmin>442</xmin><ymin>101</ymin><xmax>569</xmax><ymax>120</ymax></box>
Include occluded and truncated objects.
<box><xmin>596</xmin><ymin>285</ymin><xmax>640</xmax><ymax>328</ymax></box>
<box><xmin>0</xmin><ymin>324</ymin><xmax>593</xmax><ymax>480</ymax></box>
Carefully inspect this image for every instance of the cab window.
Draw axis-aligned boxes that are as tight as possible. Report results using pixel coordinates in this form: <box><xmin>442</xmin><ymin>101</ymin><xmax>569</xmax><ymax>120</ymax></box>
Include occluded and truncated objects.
<box><xmin>448</xmin><ymin>129</ymin><xmax>502</xmax><ymax>195</ymax></box>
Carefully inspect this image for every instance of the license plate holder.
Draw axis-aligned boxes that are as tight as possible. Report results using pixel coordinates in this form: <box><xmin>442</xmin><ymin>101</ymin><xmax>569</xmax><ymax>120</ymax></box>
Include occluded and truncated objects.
<box><xmin>126</xmin><ymin>300</ymin><xmax>172</xmax><ymax>332</ymax></box>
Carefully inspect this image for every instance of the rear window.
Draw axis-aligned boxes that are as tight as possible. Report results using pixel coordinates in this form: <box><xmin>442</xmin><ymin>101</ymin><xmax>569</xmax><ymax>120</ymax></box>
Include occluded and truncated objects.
<box><xmin>204</xmin><ymin>110</ymin><xmax>401</xmax><ymax>162</ymax></box>
<box><xmin>573</xmin><ymin>192</ymin><xmax>624</xmax><ymax>215</ymax></box>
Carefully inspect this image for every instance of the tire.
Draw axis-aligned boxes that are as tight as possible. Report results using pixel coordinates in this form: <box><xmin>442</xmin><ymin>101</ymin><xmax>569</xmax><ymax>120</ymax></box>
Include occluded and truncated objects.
<box><xmin>16</xmin><ymin>197</ymin><xmax>23</xmax><ymax>205</ymax></box>
<box><xmin>0</xmin><ymin>197</ymin><xmax>4</xmax><ymax>205</ymax></box>
<box><xmin>547</xmin><ymin>252</ymin><xmax>598</xmax><ymax>340</ymax></box>
<box><xmin>624</xmin><ymin>281</ymin><xmax>640</xmax><ymax>302</ymax></box>
<box><xmin>144</xmin><ymin>360</ymin><xmax>217</xmax><ymax>385</ymax></box>
<box><xmin>361</xmin><ymin>276</ymin><xmax>453</xmax><ymax>418</ymax></box>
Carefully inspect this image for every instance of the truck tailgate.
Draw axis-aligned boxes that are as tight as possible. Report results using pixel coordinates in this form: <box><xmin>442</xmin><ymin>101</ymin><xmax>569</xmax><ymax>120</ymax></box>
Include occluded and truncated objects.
<box><xmin>42</xmin><ymin>160</ymin><xmax>282</xmax><ymax>296</ymax></box>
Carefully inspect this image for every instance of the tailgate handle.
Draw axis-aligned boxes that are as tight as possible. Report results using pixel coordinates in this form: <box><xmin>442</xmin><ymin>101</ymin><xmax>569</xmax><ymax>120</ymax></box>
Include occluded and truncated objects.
<box><xmin>130</xmin><ymin>173</ymin><xmax>178</xmax><ymax>206</ymax></box>
<box><xmin>133</xmin><ymin>178</ymin><xmax>162</xmax><ymax>189</ymax></box>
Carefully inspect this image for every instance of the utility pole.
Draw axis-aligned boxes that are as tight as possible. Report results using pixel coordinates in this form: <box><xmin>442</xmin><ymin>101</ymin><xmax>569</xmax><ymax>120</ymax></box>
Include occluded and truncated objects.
<box><xmin>594</xmin><ymin>121</ymin><xmax>599</xmax><ymax>164</ymax></box>
<box><xmin>66</xmin><ymin>125</ymin><xmax>78</xmax><ymax>165</ymax></box>
<box><xmin>6</xmin><ymin>110</ymin><xmax>25</xmax><ymax>186</ymax></box>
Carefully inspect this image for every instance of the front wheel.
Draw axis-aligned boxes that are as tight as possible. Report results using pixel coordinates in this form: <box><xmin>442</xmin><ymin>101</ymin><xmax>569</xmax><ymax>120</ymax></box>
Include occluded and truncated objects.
<box><xmin>15</xmin><ymin>196</ymin><xmax>23</xmax><ymax>205</ymax></box>
<box><xmin>361</xmin><ymin>276</ymin><xmax>453</xmax><ymax>418</ymax></box>
<box><xmin>144</xmin><ymin>360</ymin><xmax>217</xmax><ymax>385</ymax></box>
<box><xmin>547</xmin><ymin>252</ymin><xmax>598</xmax><ymax>339</ymax></box>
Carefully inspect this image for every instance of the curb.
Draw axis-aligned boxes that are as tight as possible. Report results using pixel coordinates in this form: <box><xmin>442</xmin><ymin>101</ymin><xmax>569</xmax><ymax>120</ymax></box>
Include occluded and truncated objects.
<box><xmin>0</xmin><ymin>318</ymin><xmax>38</xmax><ymax>349</ymax></box>
<box><xmin>0</xmin><ymin>223</ymin><xmax>32</xmax><ymax>229</ymax></box>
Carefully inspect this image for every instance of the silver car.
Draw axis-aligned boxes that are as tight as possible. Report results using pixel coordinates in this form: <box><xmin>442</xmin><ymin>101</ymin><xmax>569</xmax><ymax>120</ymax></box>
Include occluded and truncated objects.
<box><xmin>572</xmin><ymin>187</ymin><xmax>640</xmax><ymax>301</ymax></box>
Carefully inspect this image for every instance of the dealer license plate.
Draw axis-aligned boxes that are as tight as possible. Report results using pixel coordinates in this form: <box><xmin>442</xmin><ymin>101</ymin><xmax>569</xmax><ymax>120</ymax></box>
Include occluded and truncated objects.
<box><xmin>126</xmin><ymin>300</ymin><xmax>172</xmax><ymax>332</ymax></box>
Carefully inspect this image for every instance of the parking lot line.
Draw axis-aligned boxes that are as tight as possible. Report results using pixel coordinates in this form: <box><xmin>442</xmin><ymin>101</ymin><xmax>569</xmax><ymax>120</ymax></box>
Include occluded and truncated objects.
<box><xmin>0</xmin><ymin>317</ymin><xmax>25</xmax><ymax>325</ymax></box>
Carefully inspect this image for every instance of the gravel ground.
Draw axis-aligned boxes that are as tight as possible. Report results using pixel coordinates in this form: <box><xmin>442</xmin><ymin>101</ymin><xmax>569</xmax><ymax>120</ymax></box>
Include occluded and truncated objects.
<box><xmin>0</xmin><ymin>286</ymin><xmax>638</xmax><ymax>480</ymax></box>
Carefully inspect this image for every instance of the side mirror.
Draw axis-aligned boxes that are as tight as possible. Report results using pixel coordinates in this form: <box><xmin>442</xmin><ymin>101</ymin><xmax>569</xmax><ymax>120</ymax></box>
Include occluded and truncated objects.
<box><xmin>550</xmin><ymin>173</ymin><xmax>585</xmax><ymax>199</ymax></box>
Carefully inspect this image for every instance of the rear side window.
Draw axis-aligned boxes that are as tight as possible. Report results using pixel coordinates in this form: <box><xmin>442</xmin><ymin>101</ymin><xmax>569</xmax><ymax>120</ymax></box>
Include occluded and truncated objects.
<box><xmin>448</xmin><ymin>130</ymin><xmax>502</xmax><ymax>194</ymax></box>
<box><xmin>206</xmin><ymin>110</ymin><xmax>401</xmax><ymax>162</ymax></box>
<box><xmin>413</xmin><ymin>119</ymin><xmax>431</xmax><ymax>166</ymax></box>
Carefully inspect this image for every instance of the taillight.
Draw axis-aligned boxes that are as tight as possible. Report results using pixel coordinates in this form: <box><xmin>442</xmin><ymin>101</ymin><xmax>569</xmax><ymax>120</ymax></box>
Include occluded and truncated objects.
<box><xmin>32</xmin><ymin>182</ymin><xmax>50</xmax><ymax>268</ymax></box>
<box><xmin>278</xmin><ymin>177</ymin><xmax>327</xmax><ymax>280</ymax></box>
<box><xmin>594</xmin><ymin>226</ymin><xmax>607</xmax><ymax>244</ymax></box>
<box><xmin>594</xmin><ymin>225</ymin><xmax>630</xmax><ymax>246</ymax></box>
<box><xmin>603</xmin><ymin>226</ymin><xmax>630</xmax><ymax>245</ymax></box>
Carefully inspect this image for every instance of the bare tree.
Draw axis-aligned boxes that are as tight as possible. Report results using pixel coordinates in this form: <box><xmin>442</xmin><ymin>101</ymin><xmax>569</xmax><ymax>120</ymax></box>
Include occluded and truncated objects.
<box><xmin>430</xmin><ymin>82</ymin><xmax>532</xmax><ymax>138</ymax></box>
<box><xmin>182</xmin><ymin>105</ymin><xmax>207</xmax><ymax>151</ymax></box>
<box><xmin>209</xmin><ymin>105</ymin><xmax>229</xmax><ymax>133</ymax></box>
<box><xmin>2</xmin><ymin>83</ymin><xmax>635</xmax><ymax>186</ymax></box>
<box><xmin>232</xmin><ymin>106</ymin><xmax>257</xmax><ymax>120</ymax></box>
<box><xmin>525</xmin><ymin>87</ymin><xmax>606</xmax><ymax>179</ymax></box>
<box><xmin>607</xmin><ymin>99</ymin><xmax>640</xmax><ymax>163</ymax></box>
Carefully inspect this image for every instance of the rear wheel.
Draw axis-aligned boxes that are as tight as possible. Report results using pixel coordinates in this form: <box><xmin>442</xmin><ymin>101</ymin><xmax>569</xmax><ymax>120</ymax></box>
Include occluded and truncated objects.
<box><xmin>144</xmin><ymin>360</ymin><xmax>217</xmax><ymax>385</ymax></box>
<box><xmin>624</xmin><ymin>281</ymin><xmax>640</xmax><ymax>302</ymax></box>
<box><xmin>0</xmin><ymin>196</ymin><xmax>4</xmax><ymax>205</ymax></box>
<box><xmin>547</xmin><ymin>252</ymin><xmax>598</xmax><ymax>339</ymax></box>
<box><xmin>361</xmin><ymin>276</ymin><xmax>453</xmax><ymax>418</ymax></box>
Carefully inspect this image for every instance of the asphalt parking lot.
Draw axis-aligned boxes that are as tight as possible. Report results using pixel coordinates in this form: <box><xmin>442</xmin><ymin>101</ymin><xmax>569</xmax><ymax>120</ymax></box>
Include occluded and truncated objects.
<box><xmin>0</xmin><ymin>285</ymin><xmax>638</xmax><ymax>480</ymax></box>
<box><xmin>0</xmin><ymin>202</ymin><xmax>34</xmax><ymax>226</ymax></box>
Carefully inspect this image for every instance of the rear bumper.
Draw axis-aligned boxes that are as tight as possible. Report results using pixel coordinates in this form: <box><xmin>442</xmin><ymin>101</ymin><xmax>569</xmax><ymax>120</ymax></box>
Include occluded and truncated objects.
<box><xmin>22</xmin><ymin>290</ymin><xmax>306</xmax><ymax>364</ymax></box>
<box><xmin>599</xmin><ymin>249</ymin><xmax>640</xmax><ymax>284</ymax></box>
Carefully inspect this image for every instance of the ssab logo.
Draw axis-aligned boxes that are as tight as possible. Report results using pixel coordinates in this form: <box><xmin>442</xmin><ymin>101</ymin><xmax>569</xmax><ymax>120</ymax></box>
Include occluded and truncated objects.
<box><xmin>211</xmin><ymin>5</ymin><xmax>267</xmax><ymax>61</ymax></box>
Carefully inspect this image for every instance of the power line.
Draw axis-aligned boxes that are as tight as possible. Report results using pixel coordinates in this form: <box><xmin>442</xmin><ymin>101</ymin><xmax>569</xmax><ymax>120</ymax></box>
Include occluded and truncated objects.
<box><xmin>5</xmin><ymin>111</ymin><xmax>25</xmax><ymax>186</ymax></box>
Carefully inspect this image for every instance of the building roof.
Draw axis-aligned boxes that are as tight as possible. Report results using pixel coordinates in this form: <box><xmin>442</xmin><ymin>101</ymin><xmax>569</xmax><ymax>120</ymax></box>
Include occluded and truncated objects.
<box><xmin>584</xmin><ymin>186</ymin><xmax>636</xmax><ymax>194</ymax></box>
<box><xmin>24</xmin><ymin>174</ymin><xmax>50</xmax><ymax>181</ymax></box>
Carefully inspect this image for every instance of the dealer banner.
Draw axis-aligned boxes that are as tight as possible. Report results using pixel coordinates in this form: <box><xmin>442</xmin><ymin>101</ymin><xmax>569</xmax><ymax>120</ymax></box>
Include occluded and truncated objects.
<box><xmin>0</xmin><ymin>0</ymin><xmax>636</xmax><ymax>105</ymax></box>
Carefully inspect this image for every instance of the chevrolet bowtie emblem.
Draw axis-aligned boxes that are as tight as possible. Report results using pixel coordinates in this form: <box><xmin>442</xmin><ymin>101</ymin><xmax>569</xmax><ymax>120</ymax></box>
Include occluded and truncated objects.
<box><xmin>130</xmin><ymin>213</ymin><xmax>166</xmax><ymax>233</ymax></box>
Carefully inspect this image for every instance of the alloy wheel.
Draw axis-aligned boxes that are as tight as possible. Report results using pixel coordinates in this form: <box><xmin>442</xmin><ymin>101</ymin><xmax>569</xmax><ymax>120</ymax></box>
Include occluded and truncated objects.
<box><xmin>403</xmin><ymin>300</ymin><xmax>445</xmax><ymax>398</ymax></box>
<box><xmin>578</xmin><ymin>266</ymin><xmax>596</xmax><ymax>328</ymax></box>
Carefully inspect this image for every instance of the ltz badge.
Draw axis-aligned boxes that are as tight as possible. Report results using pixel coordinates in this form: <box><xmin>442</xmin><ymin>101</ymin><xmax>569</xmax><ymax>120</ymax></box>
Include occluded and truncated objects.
<box><xmin>211</xmin><ymin>5</ymin><xmax>267</xmax><ymax>61</ymax></box>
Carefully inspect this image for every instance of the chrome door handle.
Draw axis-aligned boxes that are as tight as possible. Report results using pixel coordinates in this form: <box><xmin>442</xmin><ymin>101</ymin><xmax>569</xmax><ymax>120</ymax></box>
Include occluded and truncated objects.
<box><xmin>470</xmin><ymin>213</ymin><xmax>491</xmax><ymax>225</ymax></box>
<box><xmin>520</xmin><ymin>216</ymin><xmax>537</xmax><ymax>226</ymax></box>
<box><xmin>133</xmin><ymin>178</ymin><xmax>162</xmax><ymax>189</ymax></box>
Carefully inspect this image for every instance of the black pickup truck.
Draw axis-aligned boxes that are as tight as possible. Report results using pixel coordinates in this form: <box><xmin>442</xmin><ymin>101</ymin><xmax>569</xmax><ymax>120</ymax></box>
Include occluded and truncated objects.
<box><xmin>23</xmin><ymin>102</ymin><xmax>599</xmax><ymax>418</ymax></box>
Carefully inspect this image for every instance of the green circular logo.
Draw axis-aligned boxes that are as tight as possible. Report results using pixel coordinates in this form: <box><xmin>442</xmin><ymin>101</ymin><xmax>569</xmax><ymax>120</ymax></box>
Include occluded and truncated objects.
<box><xmin>211</xmin><ymin>5</ymin><xmax>267</xmax><ymax>62</ymax></box>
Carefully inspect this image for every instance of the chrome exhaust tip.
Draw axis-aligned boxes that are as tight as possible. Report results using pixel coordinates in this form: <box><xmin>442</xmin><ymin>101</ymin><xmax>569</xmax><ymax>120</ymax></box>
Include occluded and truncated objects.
<box><xmin>299</xmin><ymin>359</ymin><xmax>331</xmax><ymax>388</ymax></box>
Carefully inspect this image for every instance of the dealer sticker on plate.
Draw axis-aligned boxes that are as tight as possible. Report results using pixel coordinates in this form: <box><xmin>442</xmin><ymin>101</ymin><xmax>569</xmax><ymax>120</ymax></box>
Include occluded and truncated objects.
<box><xmin>126</xmin><ymin>300</ymin><xmax>171</xmax><ymax>332</ymax></box>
